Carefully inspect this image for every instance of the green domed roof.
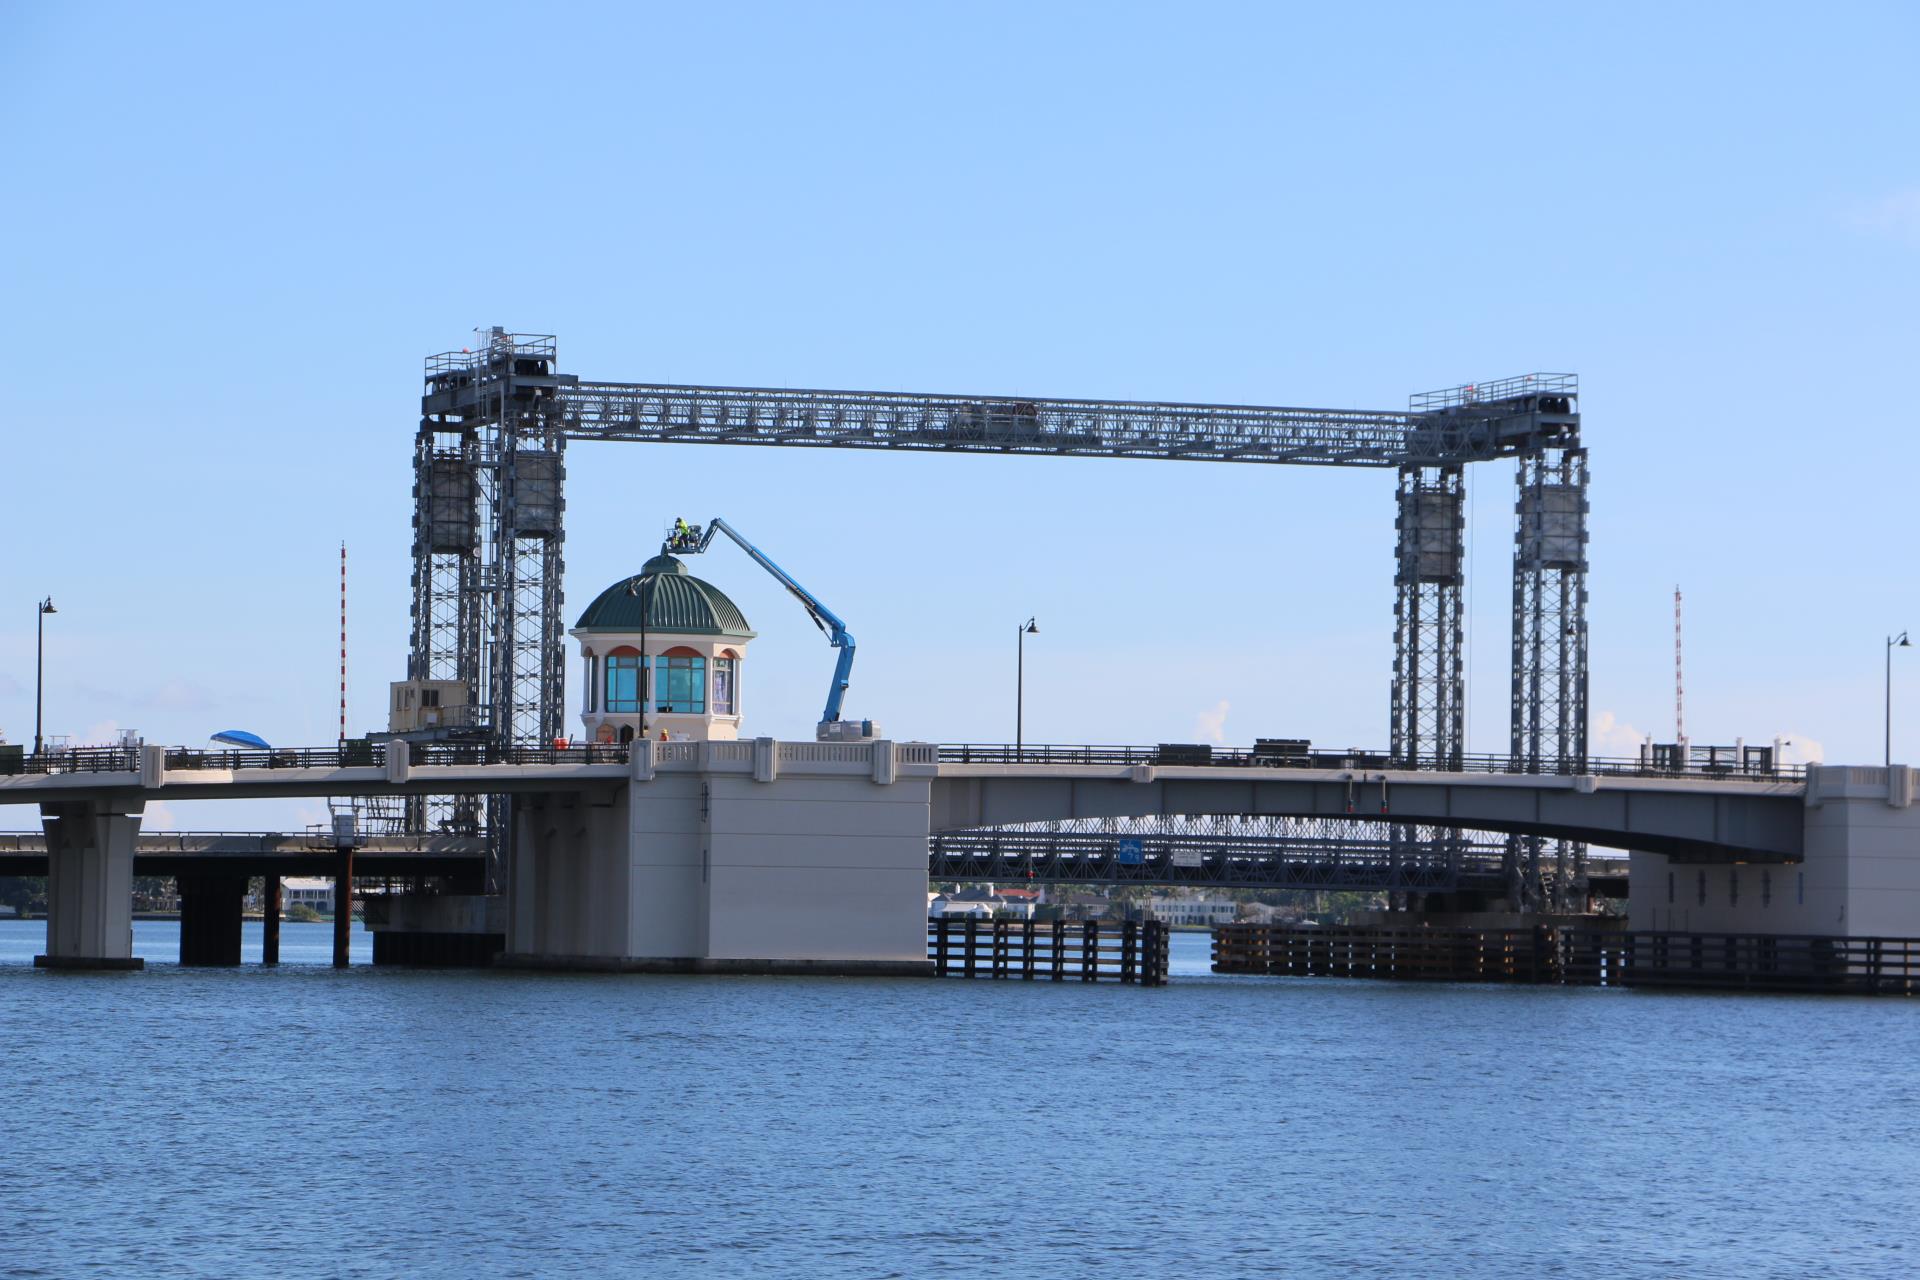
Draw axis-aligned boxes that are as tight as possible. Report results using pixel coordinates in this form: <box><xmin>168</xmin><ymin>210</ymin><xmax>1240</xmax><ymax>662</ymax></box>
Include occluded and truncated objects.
<box><xmin>574</xmin><ymin>555</ymin><xmax>756</xmax><ymax>636</ymax></box>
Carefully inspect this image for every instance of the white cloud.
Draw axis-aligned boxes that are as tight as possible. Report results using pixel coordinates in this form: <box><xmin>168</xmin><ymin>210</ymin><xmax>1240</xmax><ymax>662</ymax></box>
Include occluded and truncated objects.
<box><xmin>1194</xmin><ymin>699</ymin><xmax>1230</xmax><ymax>744</ymax></box>
<box><xmin>80</xmin><ymin>719</ymin><xmax>123</xmax><ymax>747</ymax></box>
<box><xmin>72</xmin><ymin>678</ymin><xmax>222</xmax><ymax>713</ymax></box>
<box><xmin>1851</xmin><ymin>189</ymin><xmax>1920</xmax><ymax>245</ymax></box>
<box><xmin>1590</xmin><ymin>710</ymin><xmax>1647</xmax><ymax>758</ymax></box>
<box><xmin>1775</xmin><ymin>733</ymin><xmax>1824</xmax><ymax>765</ymax></box>
<box><xmin>143</xmin><ymin>800</ymin><xmax>179</xmax><ymax>831</ymax></box>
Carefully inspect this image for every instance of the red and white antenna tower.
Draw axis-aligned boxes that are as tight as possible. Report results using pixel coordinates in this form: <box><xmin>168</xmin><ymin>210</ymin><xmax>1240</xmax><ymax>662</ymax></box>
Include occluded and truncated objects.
<box><xmin>1674</xmin><ymin>585</ymin><xmax>1684</xmax><ymax>745</ymax></box>
<box><xmin>339</xmin><ymin>542</ymin><xmax>348</xmax><ymax>746</ymax></box>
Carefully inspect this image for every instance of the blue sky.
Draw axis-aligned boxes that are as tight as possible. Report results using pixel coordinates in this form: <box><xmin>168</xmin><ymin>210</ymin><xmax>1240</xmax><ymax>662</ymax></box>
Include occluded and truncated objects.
<box><xmin>2</xmin><ymin>1</ymin><xmax>1917</xmax><ymax>829</ymax></box>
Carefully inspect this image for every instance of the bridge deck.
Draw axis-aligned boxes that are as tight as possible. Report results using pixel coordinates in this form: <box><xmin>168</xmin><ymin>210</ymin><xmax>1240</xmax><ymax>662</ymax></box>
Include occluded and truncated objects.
<box><xmin>0</xmin><ymin>745</ymin><xmax>1810</xmax><ymax>863</ymax></box>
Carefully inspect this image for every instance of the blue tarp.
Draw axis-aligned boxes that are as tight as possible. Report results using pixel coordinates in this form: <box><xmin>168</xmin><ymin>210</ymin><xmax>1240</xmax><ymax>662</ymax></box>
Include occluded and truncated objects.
<box><xmin>210</xmin><ymin>730</ymin><xmax>272</xmax><ymax>750</ymax></box>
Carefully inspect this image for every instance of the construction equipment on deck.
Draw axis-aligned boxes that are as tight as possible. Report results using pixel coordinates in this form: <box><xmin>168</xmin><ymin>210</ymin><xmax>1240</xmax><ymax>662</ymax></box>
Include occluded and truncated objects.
<box><xmin>668</xmin><ymin>517</ymin><xmax>870</xmax><ymax>741</ymax></box>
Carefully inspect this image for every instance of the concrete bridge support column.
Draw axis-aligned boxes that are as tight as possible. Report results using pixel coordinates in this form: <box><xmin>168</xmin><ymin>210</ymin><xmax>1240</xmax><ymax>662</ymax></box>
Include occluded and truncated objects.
<box><xmin>1629</xmin><ymin>765</ymin><xmax>1920</xmax><ymax>937</ymax></box>
<box><xmin>506</xmin><ymin>788</ymin><xmax>637</xmax><ymax>963</ymax></box>
<box><xmin>262</xmin><ymin>875</ymin><xmax>281</xmax><ymax>966</ymax></box>
<box><xmin>34</xmin><ymin>800</ymin><xmax>144</xmax><ymax>971</ymax></box>
<box><xmin>177</xmin><ymin>873</ymin><xmax>247</xmax><ymax>966</ymax></box>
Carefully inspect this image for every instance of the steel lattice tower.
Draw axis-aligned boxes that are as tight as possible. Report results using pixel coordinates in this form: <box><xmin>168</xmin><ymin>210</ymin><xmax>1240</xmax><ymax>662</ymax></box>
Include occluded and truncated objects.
<box><xmin>1508</xmin><ymin>443</ymin><xmax>1591</xmax><ymax>909</ymax></box>
<box><xmin>1391</xmin><ymin>464</ymin><xmax>1466</xmax><ymax>770</ymax></box>
<box><xmin>410</xmin><ymin>330</ymin><xmax>570</xmax><ymax>886</ymax></box>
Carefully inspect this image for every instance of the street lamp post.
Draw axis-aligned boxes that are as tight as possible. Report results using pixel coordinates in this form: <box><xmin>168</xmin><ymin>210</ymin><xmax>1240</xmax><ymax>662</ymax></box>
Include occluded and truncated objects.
<box><xmin>1016</xmin><ymin>617</ymin><xmax>1038</xmax><ymax>761</ymax></box>
<box><xmin>33</xmin><ymin>597</ymin><xmax>55</xmax><ymax>756</ymax></box>
<box><xmin>1888</xmin><ymin>631</ymin><xmax>1910</xmax><ymax>769</ymax></box>
<box><xmin>627</xmin><ymin>572</ymin><xmax>654</xmax><ymax>742</ymax></box>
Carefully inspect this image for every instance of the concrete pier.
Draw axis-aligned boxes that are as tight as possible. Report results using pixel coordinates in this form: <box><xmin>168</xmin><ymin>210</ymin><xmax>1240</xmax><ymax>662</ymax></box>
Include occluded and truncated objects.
<box><xmin>1630</xmin><ymin>764</ymin><xmax>1920</xmax><ymax>937</ymax></box>
<box><xmin>177</xmin><ymin>872</ymin><xmax>245</xmax><ymax>966</ymax></box>
<box><xmin>363</xmin><ymin>893</ymin><xmax>504</xmax><ymax>967</ymax></box>
<box><xmin>497</xmin><ymin>739</ymin><xmax>936</xmax><ymax>974</ymax></box>
<box><xmin>34</xmin><ymin>799</ymin><xmax>143</xmax><ymax>970</ymax></box>
<box><xmin>262</xmin><ymin>875</ymin><xmax>281</xmax><ymax>966</ymax></box>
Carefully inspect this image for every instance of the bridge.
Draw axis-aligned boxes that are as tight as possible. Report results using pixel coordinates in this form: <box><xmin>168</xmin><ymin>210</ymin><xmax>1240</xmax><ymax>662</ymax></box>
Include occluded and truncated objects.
<box><xmin>407</xmin><ymin>332</ymin><xmax>1592</xmax><ymax>913</ymax></box>
<box><xmin>2</xmin><ymin>737</ymin><xmax>1828</xmax><ymax>971</ymax></box>
<box><xmin>0</xmin><ymin>822</ymin><xmax>1626</xmax><ymax>898</ymax></box>
<box><xmin>0</xmin><ymin>739</ymin><xmax>1806</xmax><ymax>861</ymax></box>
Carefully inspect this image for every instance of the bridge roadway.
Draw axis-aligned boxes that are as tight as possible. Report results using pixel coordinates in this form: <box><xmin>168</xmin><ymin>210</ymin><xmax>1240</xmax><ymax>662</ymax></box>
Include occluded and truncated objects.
<box><xmin>0</xmin><ymin>740</ymin><xmax>1808</xmax><ymax>862</ymax></box>
<box><xmin>0</xmin><ymin>832</ymin><xmax>485</xmax><ymax>881</ymax></box>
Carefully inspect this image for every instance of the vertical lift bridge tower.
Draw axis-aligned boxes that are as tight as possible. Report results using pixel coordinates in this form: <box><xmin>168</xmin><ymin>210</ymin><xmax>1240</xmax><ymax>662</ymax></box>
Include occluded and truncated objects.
<box><xmin>409</xmin><ymin>330</ymin><xmax>1587</xmax><ymax>907</ymax></box>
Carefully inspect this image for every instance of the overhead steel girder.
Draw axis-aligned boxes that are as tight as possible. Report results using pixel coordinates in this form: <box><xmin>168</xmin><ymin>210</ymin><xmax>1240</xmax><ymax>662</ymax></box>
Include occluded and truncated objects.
<box><xmin>550</xmin><ymin>378</ymin><xmax>1579</xmax><ymax>469</ymax></box>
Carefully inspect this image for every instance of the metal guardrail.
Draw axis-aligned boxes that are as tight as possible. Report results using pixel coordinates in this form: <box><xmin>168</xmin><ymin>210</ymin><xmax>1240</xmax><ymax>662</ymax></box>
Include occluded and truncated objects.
<box><xmin>9</xmin><ymin>747</ymin><xmax>143</xmax><ymax>774</ymax></box>
<box><xmin>5</xmin><ymin>741</ymin><xmax>1804</xmax><ymax>783</ymax></box>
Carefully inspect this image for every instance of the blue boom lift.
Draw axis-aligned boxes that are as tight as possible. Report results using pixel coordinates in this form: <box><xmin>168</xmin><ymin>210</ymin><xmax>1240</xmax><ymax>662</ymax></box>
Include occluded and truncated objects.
<box><xmin>665</xmin><ymin>518</ymin><xmax>871</xmax><ymax>740</ymax></box>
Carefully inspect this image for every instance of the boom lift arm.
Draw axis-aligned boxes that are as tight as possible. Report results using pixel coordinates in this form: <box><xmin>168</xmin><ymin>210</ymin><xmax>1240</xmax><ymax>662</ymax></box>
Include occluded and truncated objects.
<box><xmin>667</xmin><ymin>518</ymin><xmax>856</xmax><ymax>731</ymax></box>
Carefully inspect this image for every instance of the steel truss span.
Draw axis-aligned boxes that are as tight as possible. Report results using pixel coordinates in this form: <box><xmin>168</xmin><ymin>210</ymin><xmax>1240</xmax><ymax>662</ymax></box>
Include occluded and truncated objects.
<box><xmin>411</xmin><ymin>330</ymin><xmax>1585</xmax><ymax>907</ymax></box>
<box><xmin>554</xmin><ymin>373</ymin><xmax>1577</xmax><ymax>468</ymax></box>
<box><xmin>928</xmin><ymin>815</ymin><xmax>1615</xmax><ymax>894</ymax></box>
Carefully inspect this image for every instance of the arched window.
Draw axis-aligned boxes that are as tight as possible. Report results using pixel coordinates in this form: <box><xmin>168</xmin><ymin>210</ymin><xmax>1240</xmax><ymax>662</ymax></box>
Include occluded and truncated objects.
<box><xmin>605</xmin><ymin>645</ymin><xmax>643</xmax><ymax>713</ymax></box>
<box><xmin>583</xmin><ymin>648</ymin><xmax>598</xmax><ymax>713</ymax></box>
<box><xmin>714</xmin><ymin>649</ymin><xmax>738</xmax><ymax>716</ymax></box>
<box><xmin>657</xmin><ymin>646</ymin><xmax>706</xmax><ymax>714</ymax></box>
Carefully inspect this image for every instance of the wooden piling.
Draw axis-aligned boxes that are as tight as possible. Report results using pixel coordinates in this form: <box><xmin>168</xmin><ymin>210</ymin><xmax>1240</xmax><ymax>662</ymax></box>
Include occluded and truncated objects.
<box><xmin>332</xmin><ymin>848</ymin><xmax>353</xmax><ymax>969</ymax></box>
<box><xmin>1211</xmin><ymin>922</ymin><xmax>1920</xmax><ymax>995</ymax></box>
<box><xmin>927</xmin><ymin>916</ymin><xmax>1168</xmax><ymax>985</ymax></box>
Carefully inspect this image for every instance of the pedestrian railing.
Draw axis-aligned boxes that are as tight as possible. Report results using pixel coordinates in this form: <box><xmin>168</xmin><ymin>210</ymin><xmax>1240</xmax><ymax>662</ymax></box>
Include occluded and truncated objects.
<box><xmin>936</xmin><ymin>744</ymin><xmax>1805</xmax><ymax>782</ymax></box>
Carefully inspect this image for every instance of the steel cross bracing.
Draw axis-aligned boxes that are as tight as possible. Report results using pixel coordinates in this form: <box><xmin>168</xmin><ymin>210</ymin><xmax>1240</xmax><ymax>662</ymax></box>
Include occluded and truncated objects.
<box><xmin>409</xmin><ymin>332</ymin><xmax>1586</xmax><ymax>908</ymax></box>
<box><xmin>1508</xmin><ymin>445</ymin><xmax>1592</xmax><ymax>910</ymax></box>
<box><xmin>931</xmin><ymin>816</ymin><xmax>1614</xmax><ymax>902</ymax></box>
<box><xmin>930</xmin><ymin>815</ymin><xmax>1508</xmax><ymax>893</ymax></box>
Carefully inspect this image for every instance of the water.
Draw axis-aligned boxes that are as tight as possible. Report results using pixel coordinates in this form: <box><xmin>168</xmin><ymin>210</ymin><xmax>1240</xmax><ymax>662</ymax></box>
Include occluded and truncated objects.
<box><xmin>2</xmin><ymin>922</ymin><xmax>1916</xmax><ymax>1278</ymax></box>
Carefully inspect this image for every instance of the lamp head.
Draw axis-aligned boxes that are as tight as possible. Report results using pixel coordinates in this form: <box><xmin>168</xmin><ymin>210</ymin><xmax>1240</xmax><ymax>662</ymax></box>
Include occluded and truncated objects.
<box><xmin>1022</xmin><ymin>617</ymin><xmax>1038</xmax><ymax>635</ymax></box>
<box><xmin>1897</xmin><ymin>631</ymin><xmax>1911</xmax><ymax>648</ymax></box>
<box><xmin>39</xmin><ymin>598</ymin><xmax>55</xmax><ymax>615</ymax></box>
